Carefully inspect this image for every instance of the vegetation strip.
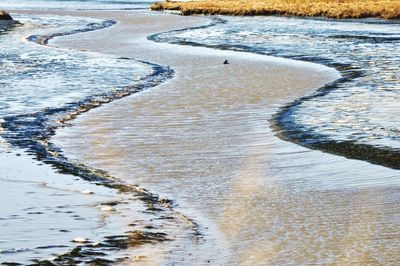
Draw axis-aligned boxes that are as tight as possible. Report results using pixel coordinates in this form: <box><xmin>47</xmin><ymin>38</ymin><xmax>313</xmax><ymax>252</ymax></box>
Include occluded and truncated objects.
<box><xmin>151</xmin><ymin>0</ymin><xmax>400</xmax><ymax>19</ymax></box>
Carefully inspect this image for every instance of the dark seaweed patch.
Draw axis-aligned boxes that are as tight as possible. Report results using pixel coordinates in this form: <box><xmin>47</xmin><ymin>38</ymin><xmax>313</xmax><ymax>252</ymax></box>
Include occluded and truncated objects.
<box><xmin>103</xmin><ymin>231</ymin><xmax>169</xmax><ymax>249</ymax></box>
<box><xmin>27</xmin><ymin>19</ymin><xmax>116</xmax><ymax>45</ymax></box>
<box><xmin>36</xmin><ymin>245</ymin><xmax>69</xmax><ymax>250</ymax></box>
<box><xmin>26</xmin><ymin>231</ymin><xmax>169</xmax><ymax>265</ymax></box>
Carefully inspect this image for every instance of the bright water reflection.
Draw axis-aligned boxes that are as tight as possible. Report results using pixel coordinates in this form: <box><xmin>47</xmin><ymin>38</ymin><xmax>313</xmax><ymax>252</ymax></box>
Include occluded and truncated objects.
<box><xmin>152</xmin><ymin>16</ymin><xmax>400</xmax><ymax>160</ymax></box>
<box><xmin>0</xmin><ymin>14</ymin><xmax>151</xmax><ymax>117</ymax></box>
<box><xmin>0</xmin><ymin>14</ymin><xmax>154</xmax><ymax>264</ymax></box>
<box><xmin>54</xmin><ymin>13</ymin><xmax>400</xmax><ymax>265</ymax></box>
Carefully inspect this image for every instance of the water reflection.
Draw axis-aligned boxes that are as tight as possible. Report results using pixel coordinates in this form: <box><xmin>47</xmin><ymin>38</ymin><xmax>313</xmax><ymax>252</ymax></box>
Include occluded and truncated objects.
<box><xmin>0</xmin><ymin>14</ymin><xmax>151</xmax><ymax>117</ymax></box>
<box><xmin>151</xmin><ymin>16</ymin><xmax>400</xmax><ymax>168</ymax></box>
<box><xmin>54</xmin><ymin>13</ymin><xmax>400</xmax><ymax>264</ymax></box>
<box><xmin>0</xmin><ymin>14</ymin><xmax>155</xmax><ymax>264</ymax></box>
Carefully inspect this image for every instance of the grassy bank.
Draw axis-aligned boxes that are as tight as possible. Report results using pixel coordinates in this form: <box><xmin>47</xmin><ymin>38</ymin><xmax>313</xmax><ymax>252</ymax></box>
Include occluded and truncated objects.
<box><xmin>151</xmin><ymin>0</ymin><xmax>400</xmax><ymax>19</ymax></box>
<box><xmin>0</xmin><ymin>10</ymin><xmax>13</xmax><ymax>20</ymax></box>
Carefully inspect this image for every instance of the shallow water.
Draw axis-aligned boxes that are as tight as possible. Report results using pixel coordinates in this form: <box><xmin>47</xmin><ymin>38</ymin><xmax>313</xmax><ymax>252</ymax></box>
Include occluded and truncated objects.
<box><xmin>53</xmin><ymin>13</ymin><xmax>400</xmax><ymax>265</ymax></box>
<box><xmin>0</xmin><ymin>14</ymin><xmax>151</xmax><ymax>117</ymax></box>
<box><xmin>2</xmin><ymin>4</ymin><xmax>400</xmax><ymax>265</ymax></box>
<box><xmin>0</xmin><ymin>13</ymin><xmax>171</xmax><ymax>264</ymax></box>
<box><xmin>151</xmin><ymin>16</ymin><xmax>400</xmax><ymax>168</ymax></box>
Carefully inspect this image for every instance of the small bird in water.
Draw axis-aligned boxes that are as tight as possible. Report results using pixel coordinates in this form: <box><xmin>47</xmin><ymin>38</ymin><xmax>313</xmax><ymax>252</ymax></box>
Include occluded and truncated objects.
<box><xmin>223</xmin><ymin>60</ymin><xmax>229</xmax><ymax>65</ymax></box>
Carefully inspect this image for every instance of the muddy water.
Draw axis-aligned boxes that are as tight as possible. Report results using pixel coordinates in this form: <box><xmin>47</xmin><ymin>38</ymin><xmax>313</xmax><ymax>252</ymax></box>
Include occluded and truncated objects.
<box><xmin>49</xmin><ymin>11</ymin><xmax>400</xmax><ymax>265</ymax></box>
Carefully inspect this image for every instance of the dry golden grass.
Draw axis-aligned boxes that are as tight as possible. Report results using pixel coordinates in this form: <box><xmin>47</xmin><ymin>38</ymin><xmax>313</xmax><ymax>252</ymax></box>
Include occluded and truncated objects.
<box><xmin>151</xmin><ymin>0</ymin><xmax>400</xmax><ymax>19</ymax></box>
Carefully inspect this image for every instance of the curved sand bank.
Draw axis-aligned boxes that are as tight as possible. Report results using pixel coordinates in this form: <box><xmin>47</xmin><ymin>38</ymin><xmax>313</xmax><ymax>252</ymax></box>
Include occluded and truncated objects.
<box><xmin>15</xmin><ymin>10</ymin><xmax>400</xmax><ymax>264</ymax></box>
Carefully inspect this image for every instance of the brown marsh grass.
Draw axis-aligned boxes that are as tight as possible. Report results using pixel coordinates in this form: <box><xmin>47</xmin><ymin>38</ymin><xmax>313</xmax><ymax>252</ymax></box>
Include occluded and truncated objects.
<box><xmin>151</xmin><ymin>0</ymin><xmax>400</xmax><ymax>19</ymax></box>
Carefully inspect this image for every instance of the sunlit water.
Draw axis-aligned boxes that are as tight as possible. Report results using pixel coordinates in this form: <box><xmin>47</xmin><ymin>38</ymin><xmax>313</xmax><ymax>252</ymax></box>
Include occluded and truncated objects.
<box><xmin>2</xmin><ymin>2</ymin><xmax>400</xmax><ymax>264</ymax></box>
<box><xmin>0</xmin><ymin>13</ymin><xmax>168</xmax><ymax>264</ymax></box>
<box><xmin>53</xmin><ymin>13</ymin><xmax>400</xmax><ymax>265</ymax></box>
<box><xmin>151</xmin><ymin>16</ymin><xmax>400</xmax><ymax>168</ymax></box>
<box><xmin>0</xmin><ymin>15</ymin><xmax>151</xmax><ymax>117</ymax></box>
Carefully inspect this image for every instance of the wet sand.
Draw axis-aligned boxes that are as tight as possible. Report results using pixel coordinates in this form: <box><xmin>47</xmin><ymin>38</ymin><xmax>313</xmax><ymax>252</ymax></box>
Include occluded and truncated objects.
<box><xmin>15</xmin><ymin>10</ymin><xmax>400</xmax><ymax>265</ymax></box>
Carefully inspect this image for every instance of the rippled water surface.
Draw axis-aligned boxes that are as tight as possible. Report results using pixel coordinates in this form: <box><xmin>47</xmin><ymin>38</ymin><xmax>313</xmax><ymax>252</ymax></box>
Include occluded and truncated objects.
<box><xmin>0</xmin><ymin>13</ymin><xmax>159</xmax><ymax>264</ymax></box>
<box><xmin>2</xmin><ymin>5</ymin><xmax>400</xmax><ymax>265</ymax></box>
<box><xmin>0</xmin><ymin>15</ymin><xmax>151</xmax><ymax>117</ymax></box>
<box><xmin>53</xmin><ymin>13</ymin><xmax>400</xmax><ymax>265</ymax></box>
<box><xmin>152</xmin><ymin>16</ymin><xmax>400</xmax><ymax>166</ymax></box>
